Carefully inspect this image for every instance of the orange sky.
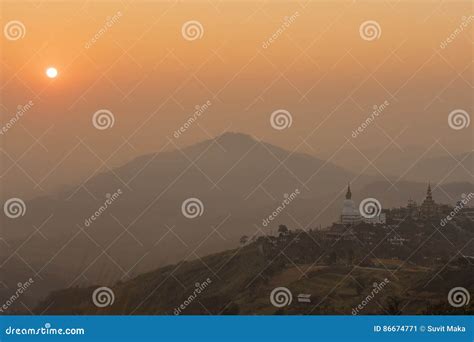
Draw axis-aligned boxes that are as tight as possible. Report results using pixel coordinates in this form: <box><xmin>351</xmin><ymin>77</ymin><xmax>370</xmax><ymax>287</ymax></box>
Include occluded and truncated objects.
<box><xmin>1</xmin><ymin>0</ymin><xmax>472</xmax><ymax>197</ymax></box>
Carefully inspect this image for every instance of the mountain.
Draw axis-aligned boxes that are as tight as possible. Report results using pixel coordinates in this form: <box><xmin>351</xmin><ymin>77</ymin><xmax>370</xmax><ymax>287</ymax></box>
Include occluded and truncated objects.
<box><xmin>0</xmin><ymin>133</ymin><xmax>366</xmax><ymax>304</ymax></box>
<box><xmin>1</xmin><ymin>133</ymin><xmax>472</xmax><ymax>308</ymax></box>
<box><xmin>329</xmin><ymin>147</ymin><xmax>472</xmax><ymax>184</ymax></box>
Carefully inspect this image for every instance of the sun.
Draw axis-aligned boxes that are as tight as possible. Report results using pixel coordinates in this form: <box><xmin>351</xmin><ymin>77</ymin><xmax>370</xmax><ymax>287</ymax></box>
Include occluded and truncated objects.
<box><xmin>45</xmin><ymin>67</ymin><xmax>58</xmax><ymax>79</ymax></box>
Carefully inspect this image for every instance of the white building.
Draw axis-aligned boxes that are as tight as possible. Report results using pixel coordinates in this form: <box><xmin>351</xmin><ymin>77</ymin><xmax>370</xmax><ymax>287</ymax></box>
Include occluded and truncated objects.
<box><xmin>340</xmin><ymin>185</ymin><xmax>362</xmax><ymax>225</ymax></box>
<box><xmin>340</xmin><ymin>184</ymin><xmax>386</xmax><ymax>225</ymax></box>
<box><xmin>363</xmin><ymin>212</ymin><xmax>386</xmax><ymax>225</ymax></box>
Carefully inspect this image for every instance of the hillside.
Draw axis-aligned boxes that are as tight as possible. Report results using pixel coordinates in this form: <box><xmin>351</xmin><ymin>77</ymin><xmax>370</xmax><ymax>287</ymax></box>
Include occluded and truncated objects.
<box><xmin>35</xmin><ymin>219</ymin><xmax>474</xmax><ymax>315</ymax></box>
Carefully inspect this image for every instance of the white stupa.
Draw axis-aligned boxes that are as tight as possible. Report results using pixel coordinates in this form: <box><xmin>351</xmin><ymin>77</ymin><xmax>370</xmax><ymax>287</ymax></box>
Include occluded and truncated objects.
<box><xmin>340</xmin><ymin>184</ymin><xmax>361</xmax><ymax>225</ymax></box>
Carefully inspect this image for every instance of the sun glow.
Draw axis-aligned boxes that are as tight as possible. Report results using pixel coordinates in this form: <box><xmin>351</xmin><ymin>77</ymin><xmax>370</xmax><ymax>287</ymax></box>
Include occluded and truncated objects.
<box><xmin>45</xmin><ymin>67</ymin><xmax>58</xmax><ymax>79</ymax></box>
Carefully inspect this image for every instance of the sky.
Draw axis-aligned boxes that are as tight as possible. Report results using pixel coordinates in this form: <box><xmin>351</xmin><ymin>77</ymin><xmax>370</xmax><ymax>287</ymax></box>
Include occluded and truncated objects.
<box><xmin>0</xmin><ymin>0</ymin><xmax>472</xmax><ymax>198</ymax></box>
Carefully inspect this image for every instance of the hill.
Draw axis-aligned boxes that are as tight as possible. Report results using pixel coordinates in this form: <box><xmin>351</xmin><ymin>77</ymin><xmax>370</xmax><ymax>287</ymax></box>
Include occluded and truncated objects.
<box><xmin>35</xmin><ymin>219</ymin><xmax>474</xmax><ymax>315</ymax></box>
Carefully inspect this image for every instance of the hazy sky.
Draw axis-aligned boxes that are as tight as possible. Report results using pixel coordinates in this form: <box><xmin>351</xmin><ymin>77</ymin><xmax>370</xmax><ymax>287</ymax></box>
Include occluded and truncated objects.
<box><xmin>1</xmin><ymin>0</ymin><xmax>472</xmax><ymax>197</ymax></box>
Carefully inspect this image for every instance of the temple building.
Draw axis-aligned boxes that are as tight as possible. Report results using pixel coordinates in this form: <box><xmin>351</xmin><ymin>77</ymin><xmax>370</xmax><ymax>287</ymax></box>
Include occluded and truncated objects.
<box><xmin>420</xmin><ymin>183</ymin><xmax>439</xmax><ymax>218</ymax></box>
<box><xmin>340</xmin><ymin>184</ymin><xmax>361</xmax><ymax>225</ymax></box>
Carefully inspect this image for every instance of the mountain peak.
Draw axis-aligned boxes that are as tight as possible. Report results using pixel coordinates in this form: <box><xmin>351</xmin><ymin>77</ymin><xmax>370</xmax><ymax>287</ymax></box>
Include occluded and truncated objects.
<box><xmin>180</xmin><ymin>132</ymin><xmax>257</xmax><ymax>156</ymax></box>
<box><xmin>215</xmin><ymin>132</ymin><xmax>257</xmax><ymax>144</ymax></box>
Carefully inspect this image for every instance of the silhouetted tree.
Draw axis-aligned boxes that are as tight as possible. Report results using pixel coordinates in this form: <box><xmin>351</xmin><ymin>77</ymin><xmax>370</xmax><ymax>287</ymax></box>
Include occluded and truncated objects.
<box><xmin>278</xmin><ymin>225</ymin><xmax>289</xmax><ymax>236</ymax></box>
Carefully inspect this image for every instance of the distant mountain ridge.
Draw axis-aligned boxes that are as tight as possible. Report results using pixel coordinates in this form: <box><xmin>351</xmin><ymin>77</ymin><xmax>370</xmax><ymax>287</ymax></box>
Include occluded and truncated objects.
<box><xmin>329</xmin><ymin>146</ymin><xmax>472</xmax><ymax>184</ymax></box>
<box><xmin>1</xmin><ymin>132</ymin><xmax>472</xmax><ymax>308</ymax></box>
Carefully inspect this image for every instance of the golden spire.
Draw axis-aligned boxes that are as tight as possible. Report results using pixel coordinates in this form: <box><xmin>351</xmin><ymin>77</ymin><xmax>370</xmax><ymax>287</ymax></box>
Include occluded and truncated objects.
<box><xmin>345</xmin><ymin>183</ymin><xmax>352</xmax><ymax>200</ymax></box>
